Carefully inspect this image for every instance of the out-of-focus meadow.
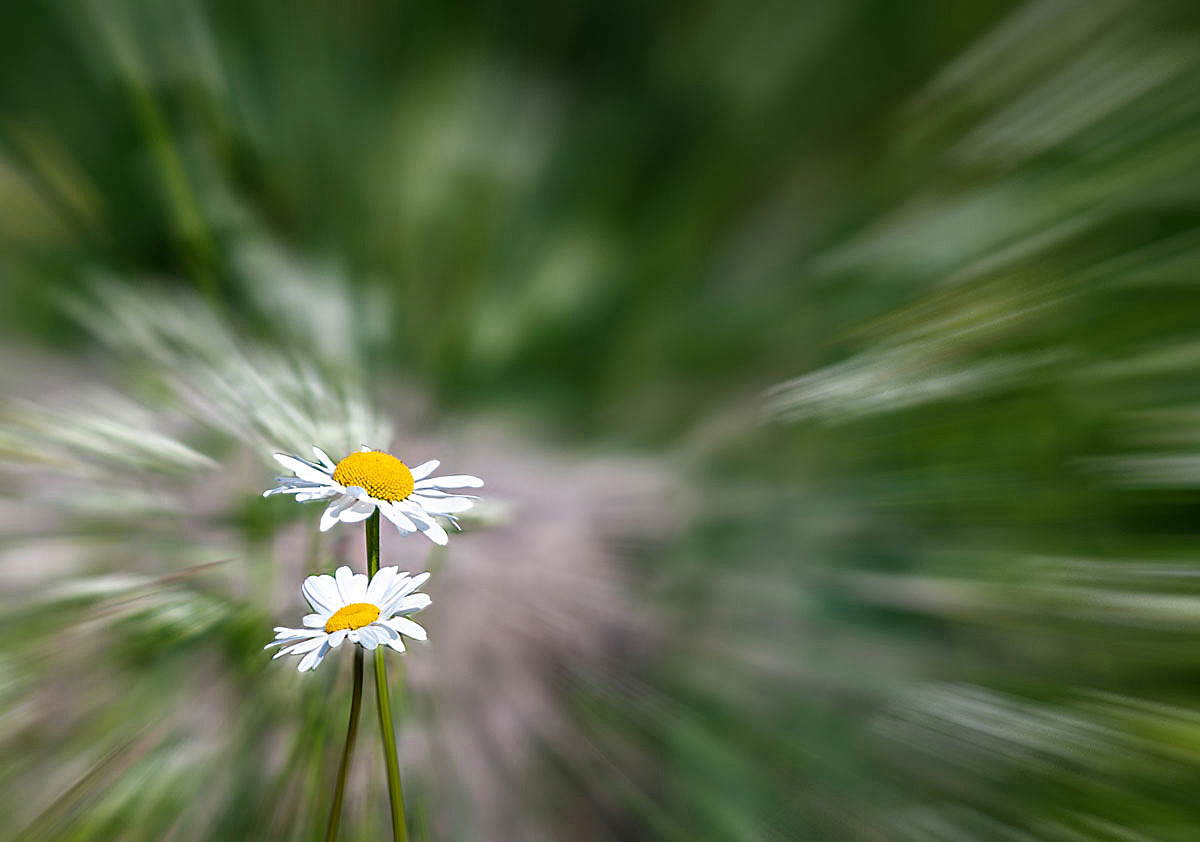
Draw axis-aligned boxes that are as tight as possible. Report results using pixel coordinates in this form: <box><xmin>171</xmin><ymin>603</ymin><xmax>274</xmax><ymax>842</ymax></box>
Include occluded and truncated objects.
<box><xmin>4</xmin><ymin>0</ymin><xmax>1200</xmax><ymax>839</ymax></box>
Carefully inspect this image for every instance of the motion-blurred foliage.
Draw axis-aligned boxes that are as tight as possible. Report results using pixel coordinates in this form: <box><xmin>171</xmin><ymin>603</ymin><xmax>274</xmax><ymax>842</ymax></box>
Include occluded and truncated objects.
<box><xmin>4</xmin><ymin>0</ymin><xmax>1200</xmax><ymax>840</ymax></box>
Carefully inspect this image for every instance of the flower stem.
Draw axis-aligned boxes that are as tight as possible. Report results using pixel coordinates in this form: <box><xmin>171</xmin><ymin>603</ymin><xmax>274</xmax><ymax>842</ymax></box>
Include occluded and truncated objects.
<box><xmin>374</xmin><ymin>649</ymin><xmax>407</xmax><ymax>841</ymax></box>
<box><xmin>325</xmin><ymin>649</ymin><xmax>364</xmax><ymax>842</ymax></box>
<box><xmin>365</xmin><ymin>508</ymin><xmax>381</xmax><ymax>577</ymax></box>
<box><xmin>365</xmin><ymin>509</ymin><xmax>407</xmax><ymax>842</ymax></box>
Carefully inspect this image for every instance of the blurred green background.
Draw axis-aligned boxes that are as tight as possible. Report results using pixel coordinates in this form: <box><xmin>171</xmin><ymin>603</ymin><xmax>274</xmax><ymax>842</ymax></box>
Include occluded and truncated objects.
<box><xmin>5</xmin><ymin>0</ymin><xmax>1200</xmax><ymax>840</ymax></box>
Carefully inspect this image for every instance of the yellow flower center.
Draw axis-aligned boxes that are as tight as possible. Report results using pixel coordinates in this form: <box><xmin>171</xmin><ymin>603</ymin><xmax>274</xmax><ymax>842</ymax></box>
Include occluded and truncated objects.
<box><xmin>324</xmin><ymin>602</ymin><xmax>381</xmax><ymax>634</ymax></box>
<box><xmin>331</xmin><ymin>451</ymin><xmax>414</xmax><ymax>502</ymax></box>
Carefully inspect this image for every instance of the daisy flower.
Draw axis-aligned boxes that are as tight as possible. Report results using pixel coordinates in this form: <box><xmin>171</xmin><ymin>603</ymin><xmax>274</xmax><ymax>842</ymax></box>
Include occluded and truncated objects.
<box><xmin>267</xmin><ymin>565</ymin><xmax>431</xmax><ymax>672</ymax></box>
<box><xmin>264</xmin><ymin>446</ymin><xmax>483</xmax><ymax>545</ymax></box>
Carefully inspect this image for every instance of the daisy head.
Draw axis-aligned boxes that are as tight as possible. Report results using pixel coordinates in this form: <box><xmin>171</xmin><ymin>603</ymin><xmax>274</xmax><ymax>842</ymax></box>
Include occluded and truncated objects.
<box><xmin>263</xmin><ymin>446</ymin><xmax>483</xmax><ymax>545</ymax></box>
<box><xmin>266</xmin><ymin>565</ymin><xmax>431</xmax><ymax>672</ymax></box>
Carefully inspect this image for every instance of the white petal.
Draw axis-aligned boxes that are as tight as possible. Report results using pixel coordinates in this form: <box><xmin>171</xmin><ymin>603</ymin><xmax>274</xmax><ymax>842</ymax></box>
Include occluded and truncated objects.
<box><xmin>303</xmin><ymin>575</ymin><xmax>341</xmax><ymax>613</ymax></box>
<box><xmin>339</xmin><ymin>499</ymin><xmax>377</xmax><ymax>523</ymax></box>
<box><xmin>265</xmin><ymin>627</ymin><xmax>321</xmax><ymax>649</ymax></box>
<box><xmin>417</xmin><ymin>516</ymin><xmax>448</xmax><ymax>546</ymax></box>
<box><xmin>352</xmin><ymin>574</ymin><xmax>370</xmax><ymax>602</ymax></box>
<box><xmin>390</xmin><ymin>593</ymin><xmax>432</xmax><ymax>616</ymax></box>
<box><xmin>263</xmin><ymin>483</ymin><xmax>311</xmax><ymax>497</ymax></box>
<box><xmin>399</xmin><ymin>504</ymin><xmax>448</xmax><ymax>545</ymax></box>
<box><xmin>386</xmin><ymin>616</ymin><xmax>427</xmax><ymax>641</ymax></box>
<box><xmin>385</xmin><ymin>636</ymin><xmax>406</xmax><ymax>653</ymax></box>
<box><xmin>274</xmin><ymin>453</ymin><xmax>334</xmax><ymax>484</ymax></box>
<box><xmin>380</xmin><ymin>503</ymin><xmax>416</xmax><ymax>535</ymax></box>
<box><xmin>275</xmin><ymin>648</ymin><xmax>303</xmax><ymax>660</ymax></box>
<box><xmin>409</xmin><ymin>459</ymin><xmax>439</xmax><ymax>480</ymax></box>
<box><xmin>286</xmin><ymin>632</ymin><xmax>327</xmax><ymax>644</ymax></box>
<box><xmin>270</xmin><ymin>477</ymin><xmax>325</xmax><ymax>487</ymax></box>
<box><xmin>381</xmin><ymin>573</ymin><xmax>429</xmax><ymax>618</ymax></box>
<box><xmin>357</xmin><ymin>626</ymin><xmax>380</xmax><ymax>650</ymax></box>
<box><xmin>335</xmin><ymin>566</ymin><xmax>367</xmax><ymax>604</ymax></box>
<box><xmin>414</xmin><ymin>474</ymin><xmax>483</xmax><ymax>490</ymax></box>
<box><xmin>367</xmin><ymin>568</ymin><xmax>398</xmax><ymax>604</ymax></box>
<box><xmin>282</xmin><ymin>635</ymin><xmax>328</xmax><ymax>656</ymax></box>
<box><xmin>369</xmin><ymin>625</ymin><xmax>399</xmax><ymax>651</ymax></box>
<box><xmin>320</xmin><ymin>495</ymin><xmax>355</xmax><ymax>532</ymax></box>
<box><xmin>312</xmin><ymin>446</ymin><xmax>337</xmax><ymax>469</ymax></box>
<box><xmin>411</xmin><ymin>494</ymin><xmax>474</xmax><ymax>514</ymax></box>
<box><xmin>295</xmin><ymin>488</ymin><xmax>340</xmax><ymax>502</ymax></box>
<box><xmin>302</xmin><ymin>613</ymin><xmax>326</xmax><ymax>628</ymax></box>
<box><xmin>298</xmin><ymin>642</ymin><xmax>330</xmax><ymax>671</ymax></box>
<box><xmin>328</xmin><ymin>629</ymin><xmax>349</xmax><ymax>647</ymax></box>
<box><xmin>360</xmin><ymin>445</ymin><xmax>373</xmax><ymax>452</ymax></box>
<box><xmin>383</xmin><ymin>571</ymin><xmax>429</xmax><ymax>609</ymax></box>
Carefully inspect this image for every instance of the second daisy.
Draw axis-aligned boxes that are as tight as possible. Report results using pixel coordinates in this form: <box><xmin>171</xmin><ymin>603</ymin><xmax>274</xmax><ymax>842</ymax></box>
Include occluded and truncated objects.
<box><xmin>267</xmin><ymin>565</ymin><xmax>431</xmax><ymax>672</ymax></box>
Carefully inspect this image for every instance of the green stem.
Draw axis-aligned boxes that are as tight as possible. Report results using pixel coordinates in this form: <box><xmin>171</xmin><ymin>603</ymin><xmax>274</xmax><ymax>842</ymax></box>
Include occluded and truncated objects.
<box><xmin>325</xmin><ymin>649</ymin><xmax>364</xmax><ymax>842</ymax></box>
<box><xmin>365</xmin><ymin>510</ymin><xmax>407</xmax><ymax>842</ymax></box>
<box><xmin>374</xmin><ymin>649</ymin><xmax>407</xmax><ymax>841</ymax></box>
<box><xmin>365</xmin><ymin>509</ymin><xmax>381</xmax><ymax>576</ymax></box>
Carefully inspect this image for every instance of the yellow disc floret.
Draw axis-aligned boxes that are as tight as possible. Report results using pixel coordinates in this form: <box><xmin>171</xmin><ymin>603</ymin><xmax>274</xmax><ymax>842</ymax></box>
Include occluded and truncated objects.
<box><xmin>331</xmin><ymin>451</ymin><xmax>414</xmax><ymax>502</ymax></box>
<box><xmin>324</xmin><ymin>602</ymin><xmax>382</xmax><ymax>634</ymax></box>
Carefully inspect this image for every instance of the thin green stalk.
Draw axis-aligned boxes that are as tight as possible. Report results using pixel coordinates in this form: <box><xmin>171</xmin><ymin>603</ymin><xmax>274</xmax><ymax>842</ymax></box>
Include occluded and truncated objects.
<box><xmin>374</xmin><ymin>649</ymin><xmax>407</xmax><ymax>842</ymax></box>
<box><xmin>366</xmin><ymin>509</ymin><xmax>381</xmax><ymax>576</ymax></box>
<box><xmin>325</xmin><ymin>649</ymin><xmax>364</xmax><ymax>842</ymax></box>
<box><xmin>365</xmin><ymin>510</ymin><xmax>407</xmax><ymax>842</ymax></box>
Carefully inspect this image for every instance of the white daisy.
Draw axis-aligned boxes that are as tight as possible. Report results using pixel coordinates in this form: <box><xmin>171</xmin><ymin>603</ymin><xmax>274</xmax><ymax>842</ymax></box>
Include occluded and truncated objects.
<box><xmin>263</xmin><ymin>446</ymin><xmax>483</xmax><ymax>545</ymax></box>
<box><xmin>266</xmin><ymin>565</ymin><xmax>432</xmax><ymax>672</ymax></box>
